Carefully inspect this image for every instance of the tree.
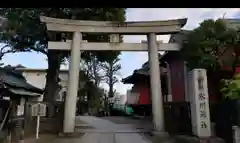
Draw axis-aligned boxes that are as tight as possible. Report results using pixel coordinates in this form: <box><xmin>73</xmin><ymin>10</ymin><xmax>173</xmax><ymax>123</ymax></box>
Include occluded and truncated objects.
<box><xmin>0</xmin><ymin>8</ymin><xmax>126</xmax><ymax>103</ymax></box>
<box><xmin>102</xmin><ymin>57</ymin><xmax>121</xmax><ymax>98</ymax></box>
<box><xmin>181</xmin><ymin>19</ymin><xmax>240</xmax><ymax>98</ymax></box>
<box><xmin>77</xmin><ymin>70</ymin><xmax>99</xmax><ymax>114</ymax></box>
<box><xmin>0</xmin><ymin>44</ymin><xmax>17</xmax><ymax>61</ymax></box>
<box><xmin>80</xmin><ymin>42</ymin><xmax>123</xmax><ymax>87</ymax></box>
<box><xmin>0</xmin><ymin>16</ymin><xmax>15</xmax><ymax>65</ymax></box>
<box><xmin>80</xmin><ymin>54</ymin><xmax>104</xmax><ymax>87</ymax></box>
<box><xmin>221</xmin><ymin>73</ymin><xmax>240</xmax><ymax>99</ymax></box>
<box><xmin>182</xmin><ymin>19</ymin><xmax>240</xmax><ymax>73</ymax></box>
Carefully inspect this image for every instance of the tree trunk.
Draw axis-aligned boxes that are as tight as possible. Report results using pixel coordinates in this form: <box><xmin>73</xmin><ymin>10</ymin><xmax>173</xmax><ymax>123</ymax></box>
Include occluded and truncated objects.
<box><xmin>44</xmin><ymin>50</ymin><xmax>61</xmax><ymax>103</ymax></box>
<box><xmin>92</xmin><ymin>56</ymin><xmax>98</xmax><ymax>86</ymax></box>
<box><xmin>108</xmin><ymin>61</ymin><xmax>114</xmax><ymax>98</ymax></box>
<box><xmin>108</xmin><ymin>83</ymin><xmax>113</xmax><ymax>97</ymax></box>
<box><xmin>44</xmin><ymin>32</ymin><xmax>62</xmax><ymax>103</ymax></box>
<box><xmin>92</xmin><ymin>56</ymin><xmax>100</xmax><ymax>86</ymax></box>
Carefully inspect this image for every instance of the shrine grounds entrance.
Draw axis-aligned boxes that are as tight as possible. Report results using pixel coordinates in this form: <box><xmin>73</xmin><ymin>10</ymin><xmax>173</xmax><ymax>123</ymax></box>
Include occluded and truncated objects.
<box><xmin>40</xmin><ymin>16</ymin><xmax>187</xmax><ymax>135</ymax></box>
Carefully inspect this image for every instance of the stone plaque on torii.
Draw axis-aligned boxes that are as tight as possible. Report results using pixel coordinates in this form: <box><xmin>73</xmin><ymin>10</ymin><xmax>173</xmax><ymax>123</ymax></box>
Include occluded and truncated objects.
<box><xmin>40</xmin><ymin>16</ymin><xmax>187</xmax><ymax>134</ymax></box>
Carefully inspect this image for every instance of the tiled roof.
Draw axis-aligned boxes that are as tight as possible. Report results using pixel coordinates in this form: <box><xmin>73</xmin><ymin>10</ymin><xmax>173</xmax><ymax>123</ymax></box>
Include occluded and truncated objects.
<box><xmin>0</xmin><ymin>67</ymin><xmax>43</xmax><ymax>96</ymax></box>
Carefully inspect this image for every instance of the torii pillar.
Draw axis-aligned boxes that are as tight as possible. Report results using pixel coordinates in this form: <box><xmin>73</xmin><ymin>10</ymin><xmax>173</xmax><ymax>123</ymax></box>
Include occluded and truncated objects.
<box><xmin>147</xmin><ymin>33</ymin><xmax>165</xmax><ymax>133</ymax></box>
<box><xmin>40</xmin><ymin>16</ymin><xmax>187</xmax><ymax>134</ymax></box>
<box><xmin>64</xmin><ymin>32</ymin><xmax>82</xmax><ymax>132</ymax></box>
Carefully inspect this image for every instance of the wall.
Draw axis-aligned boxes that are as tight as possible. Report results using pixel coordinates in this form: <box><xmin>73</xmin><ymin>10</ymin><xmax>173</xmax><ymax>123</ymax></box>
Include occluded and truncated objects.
<box><xmin>126</xmin><ymin>90</ymin><xmax>140</xmax><ymax>105</ymax></box>
<box><xmin>124</xmin><ymin>51</ymin><xmax>189</xmax><ymax>105</ymax></box>
<box><xmin>15</xmin><ymin>69</ymin><xmax>69</xmax><ymax>101</ymax></box>
<box><xmin>110</xmin><ymin>94</ymin><xmax>127</xmax><ymax>105</ymax></box>
<box><xmin>126</xmin><ymin>81</ymin><xmax>152</xmax><ymax>105</ymax></box>
<box><xmin>168</xmin><ymin>57</ymin><xmax>186</xmax><ymax>102</ymax></box>
<box><xmin>119</xmin><ymin>94</ymin><xmax>127</xmax><ymax>105</ymax></box>
<box><xmin>167</xmin><ymin>56</ymin><xmax>223</xmax><ymax>102</ymax></box>
<box><xmin>21</xmin><ymin>69</ymin><xmax>69</xmax><ymax>89</ymax></box>
<box><xmin>125</xmin><ymin>57</ymin><xmax>187</xmax><ymax>104</ymax></box>
<box><xmin>167</xmin><ymin>57</ymin><xmax>218</xmax><ymax>102</ymax></box>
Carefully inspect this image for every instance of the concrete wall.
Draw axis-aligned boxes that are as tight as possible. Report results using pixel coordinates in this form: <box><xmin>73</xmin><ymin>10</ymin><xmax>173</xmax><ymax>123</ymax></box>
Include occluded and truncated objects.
<box><xmin>110</xmin><ymin>94</ymin><xmax>127</xmax><ymax>105</ymax></box>
<box><xmin>15</xmin><ymin>68</ymin><xmax>69</xmax><ymax>101</ymax></box>
<box><xmin>126</xmin><ymin>90</ymin><xmax>139</xmax><ymax>105</ymax></box>
<box><xmin>119</xmin><ymin>94</ymin><xmax>127</xmax><ymax>105</ymax></box>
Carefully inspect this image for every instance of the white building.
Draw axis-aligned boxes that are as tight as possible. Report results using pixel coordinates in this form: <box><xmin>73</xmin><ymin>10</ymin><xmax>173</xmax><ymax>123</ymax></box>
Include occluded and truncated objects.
<box><xmin>15</xmin><ymin>68</ymin><xmax>69</xmax><ymax>101</ymax></box>
<box><xmin>109</xmin><ymin>94</ymin><xmax>127</xmax><ymax>105</ymax></box>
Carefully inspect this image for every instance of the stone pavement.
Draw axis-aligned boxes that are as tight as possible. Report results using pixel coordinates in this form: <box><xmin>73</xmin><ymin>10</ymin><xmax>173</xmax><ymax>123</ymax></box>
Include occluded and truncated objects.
<box><xmin>24</xmin><ymin>116</ymin><xmax>152</xmax><ymax>143</ymax></box>
<box><xmin>56</xmin><ymin>132</ymin><xmax>150</xmax><ymax>143</ymax></box>
<box><xmin>24</xmin><ymin>133</ymin><xmax>150</xmax><ymax>143</ymax></box>
<box><xmin>72</xmin><ymin>116</ymin><xmax>224</xmax><ymax>143</ymax></box>
<box><xmin>75</xmin><ymin>116</ymin><xmax>153</xmax><ymax>132</ymax></box>
<box><xmin>22</xmin><ymin>116</ymin><xmax>225</xmax><ymax>143</ymax></box>
<box><xmin>74</xmin><ymin>116</ymin><xmax>152</xmax><ymax>143</ymax></box>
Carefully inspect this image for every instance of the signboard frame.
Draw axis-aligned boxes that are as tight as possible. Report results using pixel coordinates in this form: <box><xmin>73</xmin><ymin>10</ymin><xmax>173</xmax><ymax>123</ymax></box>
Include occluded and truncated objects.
<box><xmin>30</xmin><ymin>102</ymin><xmax>47</xmax><ymax>139</ymax></box>
<box><xmin>31</xmin><ymin>103</ymin><xmax>46</xmax><ymax>117</ymax></box>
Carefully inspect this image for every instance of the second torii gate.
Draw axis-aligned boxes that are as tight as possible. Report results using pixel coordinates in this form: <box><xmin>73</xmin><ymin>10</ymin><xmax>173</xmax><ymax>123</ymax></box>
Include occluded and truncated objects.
<box><xmin>40</xmin><ymin>16</ymin><xmax>187</xmax><ymax>135</ymax></box>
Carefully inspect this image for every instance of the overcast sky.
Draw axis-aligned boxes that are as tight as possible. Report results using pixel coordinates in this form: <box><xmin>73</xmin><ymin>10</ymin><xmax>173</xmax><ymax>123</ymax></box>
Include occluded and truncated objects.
<box><xmin>2</xmin><ymin>8</ymin><xmax>240</xmax><ymax>94</ymax></box>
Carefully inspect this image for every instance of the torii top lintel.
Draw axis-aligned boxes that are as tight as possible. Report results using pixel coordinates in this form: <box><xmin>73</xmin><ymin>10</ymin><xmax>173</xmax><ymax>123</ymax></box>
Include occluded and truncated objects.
<box><xmin>40</xmin><ymin>16</ymin><xmax>187</xmax><ymax>35</ymax></box>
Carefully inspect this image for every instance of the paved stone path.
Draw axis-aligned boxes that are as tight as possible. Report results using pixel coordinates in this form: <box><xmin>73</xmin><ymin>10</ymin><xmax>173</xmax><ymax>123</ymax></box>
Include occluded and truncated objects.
<box><xmin>74</xmin><ymin>116</ymin><xmax>152</xmax><ymax>143</ymax></box>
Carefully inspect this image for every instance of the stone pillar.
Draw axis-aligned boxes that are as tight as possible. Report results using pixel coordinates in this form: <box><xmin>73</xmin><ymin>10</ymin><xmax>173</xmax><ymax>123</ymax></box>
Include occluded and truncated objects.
<box><xmin>188</xmin><ymin>69</ymin><xmax>211</xmax><ymax>137</ymax></box>
<box><xmin>147</xmin><ymin>33</ymin><xmax>165</xmax><ymax>134</ymax></box>
<box><xmin>63</xmin><ymin>32</ymin><xmax>82</xmax><ymax>133</ymax></box>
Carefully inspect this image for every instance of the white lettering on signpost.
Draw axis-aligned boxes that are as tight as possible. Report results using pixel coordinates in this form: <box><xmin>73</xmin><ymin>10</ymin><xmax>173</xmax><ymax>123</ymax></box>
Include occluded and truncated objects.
<box><xmin>188</xmin><ymin>69</ymin><xmax>211</xmax><ymax>137</ymax></box>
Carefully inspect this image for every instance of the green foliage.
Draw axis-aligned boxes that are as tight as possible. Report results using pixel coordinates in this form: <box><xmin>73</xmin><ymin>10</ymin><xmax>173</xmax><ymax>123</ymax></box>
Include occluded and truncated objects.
<box><xmin>221</xmin><ymin>73</ymin><xmax>240</xmax><ymax>99</ymax></box>
<box><xmin>181</xmin><ymin>19</ymin><xmax>240</xmax><ymax>72</ymax></box>
<box><xmin>0</xmin><ymin>8</ymin><xmax>48</xmax><ymax>53</ymax></box>
<box><xmin>0</xmin><ymin>8</ymin><xmax>126</xmax><ymax>60</ymax></box>
<box><xmin>0</xmin><ymin>8</ymin><xmax>126</xmax><ymax>102</ymax></box>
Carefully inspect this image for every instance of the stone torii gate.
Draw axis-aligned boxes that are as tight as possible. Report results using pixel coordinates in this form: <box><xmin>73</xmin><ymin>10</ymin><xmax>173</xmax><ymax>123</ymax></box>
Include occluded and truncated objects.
<box><xmin>40</xmin><ymin>16</ymin><xmax>187</xmax><ymax>134</ymax></box>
